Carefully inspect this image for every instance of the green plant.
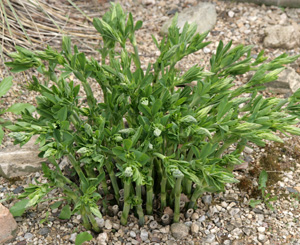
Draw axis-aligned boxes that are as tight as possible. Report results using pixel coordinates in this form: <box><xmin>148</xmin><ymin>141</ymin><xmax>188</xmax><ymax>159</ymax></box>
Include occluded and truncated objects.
<box><xmin>4</xmin><ymin>3</ymin><xmax>300</xmax><ymax>231</ymax></box>
<box><xmin>249</xmin><ymin>170</ymin><xmax>278</xmax><ymax>210</ymax></box>
<box><xmin>0</xmin><ymin>76</ymin><xmax>35</xmax><ymax>144</ymax></box>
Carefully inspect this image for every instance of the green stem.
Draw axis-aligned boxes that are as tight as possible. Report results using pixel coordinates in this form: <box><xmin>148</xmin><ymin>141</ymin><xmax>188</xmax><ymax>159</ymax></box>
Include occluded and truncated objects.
<box><xmin>105</xmin><ymin>161</ymin><xmax>120</xmax><ymax>203</ymax></box>
<box><xmin>135</xmin><ymin>185</ymin><xmax>145</xmax><ymax>226</ymax></box>
<box><xmin>173</xmin><ymin>174</ymin><xmax>184</xmax><ymax>223</ymax></box>
<box><xmin>99</xmin><ymin>167</ymin><xmax>109</xmax><ymax>195</ymax></box>
<box><xmin>146</xmin><ymin>165</ymin><xmax>153</xmax><ymax>215</ymax></box>
<box><xmin>87</xmin><ymin>209</ymin><xmax>101</xmax><ymax>233</ymax></box>
<box><xmin>188</xmin><ymin>185</ymin><xmax>205</xmax><ymax>209</ymax></box>
<box><xmin>81</xmin><ymin>206</ymin><xmax>91</xmax><ymax>230</ymax></box>
<box><xmin>215</xmin><ymin>138</ymin><xmax>237</xmax><ymax>158</ymax></box>
<box><xmin>235</xmin><ymin>138</ymin><xmax>248</xmax><ymax>154</ymax></box>
<box><xmin>120</xmin><ymin>180</ymin><xmax>131</xmax><ymax>226</ymax></box>
<box><xmin>160</xmin><ymin>172</ymin><xmax>167</xmax><ymax>212</ymax></box>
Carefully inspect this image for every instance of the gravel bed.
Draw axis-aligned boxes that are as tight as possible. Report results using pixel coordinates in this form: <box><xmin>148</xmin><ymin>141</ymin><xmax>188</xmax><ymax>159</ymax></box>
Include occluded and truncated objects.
<box><xmin>1</xmin><ymin>0</ymin><xmax>300</xmax><ymax>244</ymax></box>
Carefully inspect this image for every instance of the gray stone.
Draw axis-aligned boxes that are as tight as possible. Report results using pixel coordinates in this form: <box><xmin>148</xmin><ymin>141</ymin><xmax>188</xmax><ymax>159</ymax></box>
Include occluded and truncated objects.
<box><xmin>0</xmin><ymin>137</ymin><xmax>44</xmax><ymax>179</ymax></box>
<box><xmin>24</xmin><ymin>233</ymin><xmax>33</xmax><ymax>240</ymax></box>
<box><xmin>231</xmin><ymin>228</ymin><xmax>243</xmax><ymax>238</ymax></box>
<box><xmin>198</xmin><ymin>215</ymin><xmax>206</xmax><ymax>223</ymax></box>
<box><xmin>202</xmin><ymin>195</ymin><xmax>212</xmax><ymax>205</ymax></box>
<box><xmin>105</xmin><ymin>219</ymin><xmax>112</xmax><ymax>230</ymax></box>
<box><xmin>97</xmin><ymin>232</ymin><xmax>108</xmax><ymax>245</ymax></box>
<box><xmin>264</xmin><ymin>24</ymin><xmax>300</xmax><ymax>50</ymax></box>
<box><xmin>140</xmin><ymin>230</ymin><xmax>149</xmax><ymax>241</ymax></box>
<box><xmin>264</xmin><ymin>67</ymin><xmax>300</xmax><ymax>94</ymax></box>
<box><xmin>39</xmin><ymin>227</ymin><xmax>50</xmax><ymax>236</ymax></box>
<box><xmin>171</xmin><ymin>223</ymin><xmax>190</xmax><ymax>239</ymax></box>
<box><xmin>129</xmin><ymin>231</ymin><xmax>136</xmax><ymax>238</ymax></box>
<box><xmin>69</xmin><ymin>233</ymin><xmax>77</xmax><ymax>243</ymax></box>
<box><xmin>204</xmin><ymin>234</ymin><xmax>216</xmax><ymax>243</ymax></box>
<box><xmin>161</xmin><ymin>2</ymin><xmax>217</xmax><ymax>35</ymax></box>
<box><xmin>258</xmin><ymin>234</ymin><xmax>267</xmax><ymax>242</ymax></box>
<box><xmin>95</xmin><ymin>217</ymin><xmax>105</xmax><ymax>228</ymax></box>
<box><xmin>229</xmin><ymin>208</ymin><xmax>240</xmax><ymax>217</ymax></box>
<box><xmin>0</xmin><ymin>204</ymin><xmax>18</xmax><ymax>244</ymax></box>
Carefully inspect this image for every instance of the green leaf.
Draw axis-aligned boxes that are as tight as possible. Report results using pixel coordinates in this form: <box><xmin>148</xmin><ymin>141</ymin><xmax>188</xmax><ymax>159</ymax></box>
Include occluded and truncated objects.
<box><xmin>0</xmin><ymin>126</ymin><xmax>4</xmax><ymax>145</ymax></box>
<box><xmin>50</xmin><ymin>201</ymin><xmax>62</xmax><ymax>210</ymax></box>
<box><xmin>0</xmin><ymin>76</ymin><xmax>13</xmax><ymax>97</ymax></box>
<box><xmin>6</xmin><ymin>103</ymin><xmax>35</xmax><ymax>114</ymax></box>
<box><xmin>57</xmin><ymin>106</ymin><xmax>68</xmax><ymax>121</ymax></box>
<box><xmin>75</xmin><ymin>232</ymin><xmax>93</xmax><ymax>245</ymax></box>
<box><xmin>90</xmin><ymin>206</ymin><xmax>102</xmax><ymax>219</ymax></box>
<box><xmin>123</xmin><ymin>139</ymin><xmax>133</xmax><ymax>151</ymax></box>
<box><xmin>258</xmin><ymin>170</ymin><xmax>268</xmax><ymax>189</ymax></box>
<box><xmin>9</xmin><ymin>198</ymin><xmax>30</xmax><ymax>217</ymax></box>
<box><xmin>134</xmin><ymin>20</ymin><xmax>143</xmax><ymax>31</ymax></box>
<box><xmin>59</xmin><ymin>205</ymin><xmax>72</xmax><ymax>219</ymax></box>
<box><xmin>249</xmin><ymin>199</ymin><xmax>262</xmax><ymax>208</ymax></box>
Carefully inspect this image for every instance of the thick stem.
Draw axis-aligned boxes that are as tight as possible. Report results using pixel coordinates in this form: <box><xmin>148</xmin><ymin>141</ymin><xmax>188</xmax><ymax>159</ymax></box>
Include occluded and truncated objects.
<box><xmin>99</xmin><ymin>167</ymin><xmax>109</xmax><ymax>195</ymax></box>
<box><xmin>81</xmin><ymin>206</ymin><xmax>91</xmax><ymax>230</ymax></box>
<box><xmin>188</xmin><ymin>185</ymin><xmax>205</xmax><ymax>209</ymax></box>
<box><xmin>173</xmin><ymin>175</ymin><xmax>184</xmax><ymax>223</ymax></box>
<box><xmin>146</xmin><ymin>162</ymin><xmax>153</xmax><ymax>215</ymax></box>
<box><xmin>160</xmin><ymin>173</ymin><xmax>167</xmax><ymax>212</ymax></box>
<box><xmin>105</xmin><ymin>161</ymin><xmax>120</xmax><ymax>202</ymax></box>
<box><xmin>135</xmin><ymin>185</ymin><xmax>145</xmax><ymax>226</ymax></box>
<box><xmin>87</xmin><ymin>210</ymin><xmax>101</xmax><ymax>233</ymax></box>
<box><xmin>120</xmin><ymin>180</ymin><xmax>131</xmax><ymax>226</ymax></box>
<box><xmin>215</xmin><ymin>138</ymin><xmax>237</xmax><ymax>158</ymax></box>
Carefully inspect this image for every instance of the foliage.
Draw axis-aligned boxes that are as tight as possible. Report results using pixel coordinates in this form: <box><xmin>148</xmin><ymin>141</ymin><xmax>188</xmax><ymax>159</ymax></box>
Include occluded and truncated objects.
<box><xmin>4</xmin><ymin>3</ymin><xmax>300</xmax><ymax>231</ymax></box>
<box><xmin>249</xmin><ymin>170</ymin><xmax>277</xmax><ymax>210</ymax></box>
<box><xmin>0</xmin><ymin>76</ymin><xmax>35</xmax><ymax>144</ymax></box>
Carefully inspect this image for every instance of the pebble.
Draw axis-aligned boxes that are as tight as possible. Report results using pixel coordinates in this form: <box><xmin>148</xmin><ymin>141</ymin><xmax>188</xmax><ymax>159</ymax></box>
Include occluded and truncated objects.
<box><xmin>39</xmin><ymin>227</ymin><xmax>50</xmax><ymax>237</ymax></box>
<box><xmin>105</xmin><ymin>219</ymin><xmax>112</xmax><ymax>230</ymax></box>
<box><xmin>228</xmin><ymin>11</ymin><xmax>235</xmax><ymax>18</ymax></box>
<box><xmin>191</xmin><ymin>223</ymin><xmax>199</xmax><ymax>233</ymax></box>
<box><xmin>129</xmin><ymin>231</ymin><xmax>136</xmax><ymax>238</ymax></box>
<box><xmin>140</xmin><ymin>230</ymin><xmax>149</xmax><ymax>241</ymax></box>
<box><xmin>202</xmin><ymin>195</ymin><xmax>212</xmax><ymax>205</ymax></box>
<box><xmin>13</xmin><ymin>186</ymin><xmax>24</xmax><ymax>194</ymax></box>
<box><xmin>24</xmin><ymin>233</ymin><xmax>33</xmax><ymax>240</ymax></box>
<box><xmin>69</xmin><ymin>233</ymin><xmax>77</xmax><ymax>243</ymax></box>
<box><xmin>170</xmin><ymin>223</ymin><xmax>190</xmax><ymax>239</ymax></box>
<box><xmin>257</xmin><ymin>227</ymin><xmax>266</xmax><ymax>233</ymax></box>
<box><xmin>191</xmin><ymin>212</ymin><xmax>199</xmax><ymax>220</ymax></box>
<box><xmin>96</xmin><ymin>217</ymin><xmax>105</xmax><ymax>228</ymax></box>
<box><xmin>97</xmin><ymin>232</ymin><xmax>108</xmax><ymax>245</ymax></box>
<box><xmin>204</xmin><ymin>234</ymin><xmax>216</xmax><ymax>243</ymax></box>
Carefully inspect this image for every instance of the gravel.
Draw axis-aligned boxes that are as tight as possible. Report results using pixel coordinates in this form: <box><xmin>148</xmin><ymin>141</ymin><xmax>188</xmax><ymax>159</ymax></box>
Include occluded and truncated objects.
<box><xmin>1</xmin><ymin>0</ymin><xmax>300</xmax><ymax>244</ymax></box>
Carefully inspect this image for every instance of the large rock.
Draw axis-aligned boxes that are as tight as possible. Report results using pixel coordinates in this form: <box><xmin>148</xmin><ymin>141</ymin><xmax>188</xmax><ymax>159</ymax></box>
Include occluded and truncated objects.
<box><xmin>0</xmin><ymin>203</ymin><xmax>18</xmax><ymax>243</ymax></box>
<box><xmin>0</xmin><ymin>137</ymin><xmax>43</xmax><ymax>179</ymax></box>
<box><xmin>170</xmin><ymin>223</ymin><xmax>190</xmax><ymax>239</ymax></box>
<box><xmin>263</xmin><ymin>24</ymin><xmax>300</xmax><ymax>49</ymax></box>
<box><xmin>265</xmin><ymin>67</ymin><xmax>300</xmax><ymax>94</ymax></box>
<box><xmin>161</xmin><ymin>2</ymin><xmax>217</xmax><ymax>35</ymax></box>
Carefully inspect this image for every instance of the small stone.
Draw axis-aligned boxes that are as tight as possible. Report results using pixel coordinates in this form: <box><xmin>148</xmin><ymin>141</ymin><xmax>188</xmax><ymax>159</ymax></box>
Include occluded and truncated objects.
<box><xmin>171</xmin><ymin>223</ymin><xmax>190</xmax><ymax>239</ymax></box>
<box><xmin>191</xmin><ymin>223</ymin><xmax>199</xmax><ymax>233</ymax></box>
<box><xmin>131</xmin><ymin>239</ymin><xmax>139</xmax><ymax>245</ymax></box>
<box><xmin>257</xmin><ymin>227</ymin><xmax>265</xmax><ymax>233</ymax></box>
<box><xmin>24</xmin><ymin>233</ymin><xmax>33</xmax><ymax>240</ymax></box>
<box><xmin>204</xmin><ymin>234</ymin><xmax>215</xmax><ymax>243</ymax></box>
<box><xmin>140</xmin><ymin>230</ymin><xmax>148</xmax><ymax>241</ymax></box>
<box><xmin>13</xmin><ymin>186</ymin><xmax>24</xmax><ymax>194</ymax></box>
<box><xmin>39</xmin><ymin>227</ymin><xmax>50</xmax><ymax>237</ymax></box>
<box><xmin>185</xmin><ymin>221</ymin><xmax>193</xmax><ymax>227</ymax></box>
<box><xmin>258</xmin><ymin>234</ymin><xmax>267</xmax><ymax>242</ymax></box>
<box><xmin>221</xmin><ymin>201</ymin><xmax>228</xmax><ymax>208</ymax></box>
<box><xmin>129</xmin><ymin>231</ymin><xmax>136</xmax><ymax>238</ymax></box>
<box><xmin>96</xmin><ymin>217</ymin><xmax>105</xmax><ymax>228</ymax></box>
<box><xmin>202</xmin><ymin>195</ymin><xmax>212</xmax><ymax>205</ymax></box>
<box><xmin>112</xmin><ymin>223</ymin><xmax>120</xmax><ymax>230</ymax></box>
<box><xmin>229</xmin><ymin>208</ymin><xmax>240</xmax><ymax>216</ymax></box>
<box><xmin>232</xmin><ymin>228</ymin><xmax>243</xmax><ymax>237</ymax></box>
<box><xmin>191</xmin><ymin>212</ymin><xmax>199</xmax><ymax>220</ymax></box>
<box><xmin>198</xmin><ymin>215</ymin><xmax>206</xmax><ymax>223</ymax></box>
<box><xmin>203</xmin><ymin>47</ymin><xmax>211</xmax><ymax>54</ymax></box>
<box><xmin>105</xmin><ymin>219</ymin><xmax>112</xmax><ymax>230</ymax></box>
<box><xmin>143</xmin><ymin>0</ymin><xmax>155</xmax><ymax>5</ymax></box>
<box><xmin>228</xmin><ymin>11</ymin><xmax>235</xmax><ymax>18</ymax></box>
<box><xmin>69</xmin><ymin>233</ymin><xmax>77</xmax><ymax>243</ymax></box>
<box><xmin>244</xmin><ymin>146</ymin><xmax>253</xmax><ymax>154</ymax></box>
<box><xmin>97</xmin><ymin>232</ymin><xmax>108</xmax><ymax>245</ymax></box>
<box><xmin>160</xmin><ymin>225</ymin><xmax>170</xmax><ymax>233</ymax></box>
<box><xmin>243</xmin><ymin>227</ymin><xmax>252</xmax><ymax>236</ymax></box>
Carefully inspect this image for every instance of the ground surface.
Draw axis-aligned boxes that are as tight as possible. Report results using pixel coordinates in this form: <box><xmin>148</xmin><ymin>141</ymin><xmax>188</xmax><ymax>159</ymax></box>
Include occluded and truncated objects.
<box><xmin>1</xmin><ymin>0</ymin><xmax>300</xmax><ymax>244</ymax></box>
